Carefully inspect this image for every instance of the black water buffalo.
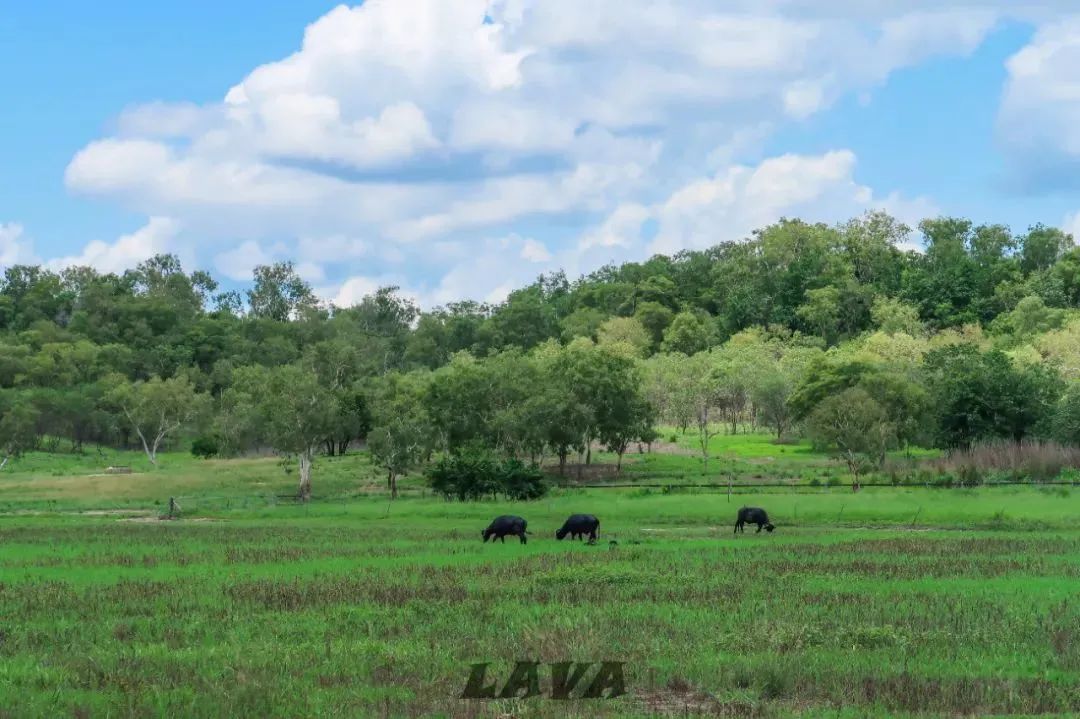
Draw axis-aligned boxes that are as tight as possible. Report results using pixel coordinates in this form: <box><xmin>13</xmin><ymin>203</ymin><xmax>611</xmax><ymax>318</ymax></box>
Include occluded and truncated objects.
<box><xmin>482</xmin><ymin>515</ymin><xmax>529</xmax><ymax>544</ymax></box>
<box><xmin>734</xmin><ymin>507</ymin><xmax>775</xmax><ymax>534</ymax></box>
<box><xmin>556</xmin><ymin>514</ymin><xmax>600</xmax><ymax>542</ymax></box>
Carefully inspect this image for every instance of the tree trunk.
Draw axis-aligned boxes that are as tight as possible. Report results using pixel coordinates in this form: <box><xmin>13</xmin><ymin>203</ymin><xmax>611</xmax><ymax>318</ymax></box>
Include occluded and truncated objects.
<box><xmin>558</xmin><ymin>450</ymin><xmax>567</xmax><ymax>477</ymax></box>
<box><xmin>298</xmin><ymin>452</ymin><xmax>313</xmax><ymax>502</ymax></box>
<box><xmin>0</xmin><ymin>455</ymin><xmax>8</xmax><ymax>471</ymax></box>
<box><xmin>337</xmin><ymin>440</ymin><xmax>349</xmax><ymax>456</ymax></box>
<box><xmin>586</xmin><ymin>444</ymin><xmax>591</xmax><ymax>465</ymax></box>
<box><xmin>134</xmin><ymin>427</ymin><xmax>157</xmax><ymax>467</ymax></box>
<box><xmin>324</xmin><ymin>439</ymin><xmax>335</xmax><ymax>456</ymax></box>
<box><xmin>388</xmin><ymin>469</ymin><xmax>398</xmax><ymax>499</ymax></box>
<box><xmin>616</xmin><ymin>449</ymin><xmax>625</xmax><ymax>475</ymax></box>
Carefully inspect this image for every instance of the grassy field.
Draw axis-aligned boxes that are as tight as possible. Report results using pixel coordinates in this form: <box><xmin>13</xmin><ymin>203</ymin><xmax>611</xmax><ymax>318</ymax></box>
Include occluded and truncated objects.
<box><xmin>0</xmin><ymin>430</ymin><xmax>947</xmax><ymax>514</ymax></box>
<box><xmin>0</xmin><ymin>440</ymin><xmax>1077</xmax><ymax>717</ymax></box>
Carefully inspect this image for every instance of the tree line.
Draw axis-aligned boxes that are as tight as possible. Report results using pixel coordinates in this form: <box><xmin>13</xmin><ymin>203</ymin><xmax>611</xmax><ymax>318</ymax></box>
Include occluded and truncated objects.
<box><xmin>1</xmin><ymin>212</ymin><xmax>1079</xmax><ymax>495</ymax></box>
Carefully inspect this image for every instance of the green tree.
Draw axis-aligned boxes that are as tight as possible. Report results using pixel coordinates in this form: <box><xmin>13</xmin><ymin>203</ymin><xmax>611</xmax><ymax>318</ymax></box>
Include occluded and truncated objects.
<box><xmin>597</xmin><ymin>316</ymin><xmax>651</xmax><ymax>358</ymax></box>
<box><xmin>633</xmin><ymin>301</ymin><xmax>675</xmax><ymax>349</ymax></box>
<box><xmin>247</xmin><ymin>262</ymin><xmax>319</xmax><ymax>322</ymax></box>
<box><xmin>661</xmin><ymin>311</ymin><xmax>715</xmax><ymax>355</ymax></box>
<box><xmin>1020</xmin><ymin>224</ymin><xmax>1074</xmax><ymax>274</ymax></box>
<box><xmin>871</xmin><ymin>296</ymin><xmax>924</xmax><ymax>336</ymax></box>
<box><xmin>806</xmin><ymin>387</ymin><xmax>895</xmax><ymax>489</ymax></box>
<box><xmin>560</xmin><ymin>307</ymin><xmax>607</xmax><ymax>342</ymax></box>
<box><xmin>924</xmin><ymin>345</ymin><xmax>1063</xmax><ymax>448</ymax></box>
<box><xmin>253</xmin><ymin>365</ymin><xmax>338</xmax><ymax>501</ymax></box>
<box><xmin>109</xmin><ymin>375</ymin><xmax>209</xmax><ymax>466</ymax></box>
<box><xmin>369</xmin><ymin>372</ymin><xmax>432</xmax><ymax>498</ymax></box>
<box><xmin>0</xmin><ymin>392</ymin><xmax>39</xmax><ymax>469</ymax></box>
<box><xmin>1050</xmin><ymin>383</ymin><xmax>1080</xmax><ymax>446</ymax></box>
<box><xmin>753</xmin><ymin>370</ymin><xmax>795</xmax><ymax>440</ymax></box>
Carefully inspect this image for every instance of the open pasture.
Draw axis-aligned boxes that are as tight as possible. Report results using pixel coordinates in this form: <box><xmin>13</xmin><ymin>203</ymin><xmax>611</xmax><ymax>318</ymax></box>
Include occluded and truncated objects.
<box><xmin>1</xmin><ymin>486</ymin><xmax>1078</xmax><ymax>718</ymax></box>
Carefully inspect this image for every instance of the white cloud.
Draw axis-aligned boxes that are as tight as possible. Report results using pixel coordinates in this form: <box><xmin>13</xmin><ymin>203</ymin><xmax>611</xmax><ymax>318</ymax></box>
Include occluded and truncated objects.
<box><xmin>999</xmin><ymin>18</ymin><xmax>1080</xmax><ymax>175</ymax></box>
<box><xmin>330</xmin><ymin>276</ymin><xmax>381</xmax><ymax>308</ymax></box>
<box><xmin>0</xmin><ymin>223</ymin><xmax>36</xmax><ymax>267</ymax></box>
<box><xmin>579</xmin><ymin>203</ymin><xmax>651</xmax><ymax>251</ymax></box>
<box><xmin>520</xmin><ymin>238</ymin><xmax>552</xmax><ymax>263</ymax></box>
<box><xmin>649</xmin><ymin>151</ymin><xmax>867</xmax><ymax>253</ymax></box>
<box><xmin>59</xmin><ymin>0</ymin><xmax>1054</xmax><ymax>305</ymax></box>
<box><xmin>214</xmin><ymin>240</ymin><xmax>277</xmax><ymax>282</ymax></box>
<box><xmin>65</xmin><ymin>1</ymin><xmax>995</xmax><ymax>241</ymax></box>
<box><xmin>575</xmin><ymin>150</ymin><xmax>935</xmax><ymax>261</ymax></box>
<box><xmin>325</xmin><ymin>274</ymin><xmax>422</xmax><ymax>309</ymax></box>
<box><xmin>45</xmin><ymin>217</ymin><xmax>180</xmax><ymax>274</ymax></box>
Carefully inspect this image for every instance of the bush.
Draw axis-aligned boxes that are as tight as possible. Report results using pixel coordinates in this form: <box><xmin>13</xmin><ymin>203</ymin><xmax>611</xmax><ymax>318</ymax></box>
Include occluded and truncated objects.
<box><xmin>190</xmin><ymin>436</ymin><xmax>220</xmax><ymax>459</ymax></box>
<box><xmin>426</xmin><ymin>450</ymin><xmax>548</xmax><ymax>501</ymax></box>
<box><xmin>498</xmin><ymin>459</ymin><xmax>547</xmax><ymax>500</ymax></box>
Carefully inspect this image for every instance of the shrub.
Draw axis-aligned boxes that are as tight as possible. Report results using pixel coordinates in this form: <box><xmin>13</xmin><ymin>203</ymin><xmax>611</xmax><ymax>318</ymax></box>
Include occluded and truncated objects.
<box><xmin>498</xmin><ymin>459</ymin><xmax>547</xmax><ymax>500</ymax></box>
<box><xmin>426</xmin><ymin>450</ymin><xmax>548</xmax><ymax>501</ymax></box>
<box><xmin>190</xmin><ymin>436</ymin><xmax>220</xmax><ymax>459</ymax></box>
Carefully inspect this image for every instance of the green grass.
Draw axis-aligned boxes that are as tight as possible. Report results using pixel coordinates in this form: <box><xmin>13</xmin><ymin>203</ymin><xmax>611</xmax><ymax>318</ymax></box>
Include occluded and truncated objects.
<box><xmin>0</xmin><ymin>442</ymin><xmax>1076</xmax><ymax>717</ymax></box>
<box><xmin>580</xmin><ymin>430</ymin><xmax>940</xmax><ymax>486</ymax></box>
<box><xmin>1</xmin><ymin>481</ymin><xmax>1078</xmax><ymax>717</ymax></box>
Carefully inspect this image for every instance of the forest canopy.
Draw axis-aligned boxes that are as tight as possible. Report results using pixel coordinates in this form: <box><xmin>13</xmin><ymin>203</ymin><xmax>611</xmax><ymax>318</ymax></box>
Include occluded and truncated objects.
<box><xmin>2</xmin><ymin>212</ymin><xmax>1079</xmax><ymax>495</ymax></box>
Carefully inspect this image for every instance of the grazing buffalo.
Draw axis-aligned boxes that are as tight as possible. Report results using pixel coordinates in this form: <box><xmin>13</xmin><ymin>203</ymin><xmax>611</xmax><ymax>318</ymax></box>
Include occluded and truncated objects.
<box><xmin>556</xmin><ymin>514</ymin><xmax>600</xmax><ymax>542</ymax></box>
<box><xmin>482</xmin><ymin>515</ymin><xmax>529</xmax><ymax>544</ymax></box>
<box><xmin>734</xmin><ymin>507</ymin><xmax>775</xmax><ymax>534</ymax></box>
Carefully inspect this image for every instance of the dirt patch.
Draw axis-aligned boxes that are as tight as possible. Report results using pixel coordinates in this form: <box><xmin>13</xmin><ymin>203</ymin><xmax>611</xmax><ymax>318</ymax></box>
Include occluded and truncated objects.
<box><xmin>635</xmin><ymin>678</ymin><xmax>755</xmax><ymax>717</ymax></box>
<box><xmin>81</xmin><ymin>509</ymin><xmax>155</xmax><ymax>517</ymax></box>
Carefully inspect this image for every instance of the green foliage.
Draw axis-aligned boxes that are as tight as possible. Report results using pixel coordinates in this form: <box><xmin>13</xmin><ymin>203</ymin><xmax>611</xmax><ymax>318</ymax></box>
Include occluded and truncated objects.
<box><xmin>427</xmin><ymin>450</ymin><xmax>548</xmax><ymax>501</ymax></box>
<box><xmin>1050</xmin><ymin>383</ymin><xmax>1080</xmax><ymax>446</ymax></box>
<box><xmin>805</xmin><ymin>387</ymin><xmax>896</xmax><ymax>478</ymax></box>
<box><xmin>190</xmin><ymin>435</ymin><xmax>220</xmax><ymax>459</ymax></box>
<box><xmin>1</xmin><ymin>210</ymin><xmax>1080</xmax><ymax>476</ymax></box>
<box><xmin>661</xmin><ymin>310</ymin><xmax>716</xmax><ymax>354</ymax></box>
<box><xmin>925</xmin><ymin>345</ymin><xmax>1063</xmax><ymax>448</ymax></box>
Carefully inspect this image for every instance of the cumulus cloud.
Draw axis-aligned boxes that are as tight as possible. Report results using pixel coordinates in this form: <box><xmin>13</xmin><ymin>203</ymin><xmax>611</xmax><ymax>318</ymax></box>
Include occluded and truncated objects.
<box><xmin>0</xmin><ymin>223</ymin><xmax>36</xmax><ymax>267</ymax></box>
<box><xmin>999</xmin><ymin>18</ymin><xmax>1080</xmax><ymax>184</ymax></box>
<box><xmin>45</xmin><ymin>217</ymin><xmax>180</xmax><ymax>274</ymax></box>
<box><xmin>59</xmin><ymin>0</ymin><xmax>1060</xmax><ymax>304</ymax></box>
<box><xmin>213</xmin><ymin>240</ymin><xmax>278</xmax><ymax>282</ymax></box>
<box><xmin>520</xmin><ymin>238</ymin><xmax>552</xmax><ymax>262</ymax></box>
<box><xmin>576</xmin><ymin>151</ymin><xmax>935</xmax><ymax>261</ymax></box>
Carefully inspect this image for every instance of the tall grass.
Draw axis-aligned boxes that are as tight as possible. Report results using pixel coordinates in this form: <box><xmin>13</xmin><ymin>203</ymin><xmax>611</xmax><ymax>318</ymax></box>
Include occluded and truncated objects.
<box><xmin>930</xmin><ymin>440</ymin><xmax>1080</xmax><ymax>483</ymax></box>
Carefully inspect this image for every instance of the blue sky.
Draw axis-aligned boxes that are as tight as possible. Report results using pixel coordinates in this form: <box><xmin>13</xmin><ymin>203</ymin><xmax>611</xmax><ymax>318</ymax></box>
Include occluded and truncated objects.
<box><xmin>3</xmin><ymin>2</ymin><xmax>1080</xmax><ymax>308</ymax></box>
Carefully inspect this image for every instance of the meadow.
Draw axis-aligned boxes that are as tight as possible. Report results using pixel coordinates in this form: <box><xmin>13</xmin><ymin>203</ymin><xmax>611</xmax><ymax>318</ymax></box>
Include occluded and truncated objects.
<box><xmin>0</xmin><ymin>439</ymin><xmax>1078</xmax><ymax>718</ymax></box>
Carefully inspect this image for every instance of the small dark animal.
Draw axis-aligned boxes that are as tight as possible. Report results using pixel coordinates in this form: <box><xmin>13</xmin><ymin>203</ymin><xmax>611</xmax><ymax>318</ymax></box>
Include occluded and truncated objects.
<box><xmin>734</xmin><ymin>507</ymin><xmax>775</xmax><ymax>534</ymax></box>
<box><xmin>555</xmin><ymin>514</ymin><xmax>600</xmax><ymax>542</ymax></box>
<box><xmin>482</xmin><ymin>515</ymin><xmax>529</xmax><ymax>544</ymax></box>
